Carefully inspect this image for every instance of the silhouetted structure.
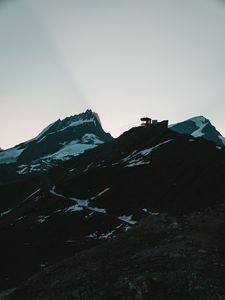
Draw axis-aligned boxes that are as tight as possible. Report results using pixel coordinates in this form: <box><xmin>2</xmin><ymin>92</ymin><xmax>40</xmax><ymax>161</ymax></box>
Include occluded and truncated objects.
<box><xmin>140</xmin><ymin>117</ymin><xmax>168</xmax><ymax>128</ymax></box>
<box><xmin>141</xmin><ymin>117</ymin><xmax>152</xmax><ymax>126</ymax></box>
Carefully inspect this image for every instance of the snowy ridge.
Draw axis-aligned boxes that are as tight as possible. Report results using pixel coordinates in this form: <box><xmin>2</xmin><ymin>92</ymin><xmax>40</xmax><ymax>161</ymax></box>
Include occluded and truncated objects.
<box><xmin>190</xmin><ymin>116</ymin><xmax>207</xmax><ymax>128</ymax></box>
<box><xmin>23</xmin><ymin>120</ymin><xmax>58</xmax><ymax>145</ymax></box>
<box><xmin>0</xmin><ymin>110</ymin><xmax>113</xmax><ymax>178</ymax></box>
<box><xmin>170</xmin><ymin>116</ymin><xmax>225</xmax><ymax>147</ymax></box>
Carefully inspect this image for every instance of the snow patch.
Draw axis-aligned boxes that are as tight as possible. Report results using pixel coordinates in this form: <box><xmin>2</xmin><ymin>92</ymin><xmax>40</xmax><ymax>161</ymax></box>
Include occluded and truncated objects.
<box><xmin>121</xmin><ymin>139</ymin><xmax>172</xmax><ymax>167</ymax></box>
<box><xmin>17</xmin><ymin>139</ymin><xmax>99</xmax><ymax>175</ymax></box>
<box><xmin>83</xmin><ymin>162</ymin><xmax>94</xmax><ymax>172</ymax></box>
<box><xmin>142</xmin><ymin>208</ymin><xmax>160</xmax><ymax>215</ymax></box>
<box><xmin>17</xmin><ymin>163</ymin><xmax>43</xmax><ymax>175</ymax></box>
<box><xmin>118</xmin><ymin>215</ymin><xmax>137</xmax><ymax>225</ymax></box>
<box><xmin>16</xmin><ymin>216</ymin><xmax>26</xmax><ymax>221</ymax></box>
<box><xmin>50</xmin><ymin>187</ymin><xmax>66</xmax><ymax>198</ymax></box>
<box><xmin>89</xmin><ymin>207</ymin><xmax>106</xmax><ymax>213</ymax></box>
<box><xmin>218</xmin><ymin>135</ymin><xmax>225</xmax><ymax>146</ymax></box>
<box><xmin>0</xmin><ymin>208</ymin><xmax>13</xmax><ymax>217</ymax></box>
<box><xmin>189</xmin><ymin>116</ymin><xmax>207</xmax><ymax>128</ymax></box>
<box><xmin>192</xmin><ymin>124</ymin><xmax>207</xmax><ymax>137</ymax></box>
<box><xmin>125</xmin><ymin>160</ymin><xmax>149</xmax><ymax>168</ymax></box>
<box><xmin>87</xmin><ymin>224</ymin><xmax>123</xmax><ymax>240</ymax></box>
<box><xmin>81</xmin><ymin>133</ymin><xmax>104</xmax><ymax>144</ymax></box>
<box><xmin>51</xmin><ymin>186</ymin><xmax>110</xmax><ymax>214</ymax></box>
<box><xmin>91</xmin><ymin>187</ymin><xmax>111</xmax><ymax>199</ymax></box>
<box><xmin>0</xmin><ymin>147</ymin><xmax>24</xmax><ymax>164</ymax></box>
<box><xmin>65</xmin><ymin>204</ymin><xmax>83</xmax><ymax>212</ymax></box>
<box><xmin>42</xmin><ymin>141</ymin><xmax>96</xmax><ymax>162</ymax></box>
<box><xmin>36</xmin><ymin>215</ymin><xmax>49</xmax><ymax>224</ymax></box>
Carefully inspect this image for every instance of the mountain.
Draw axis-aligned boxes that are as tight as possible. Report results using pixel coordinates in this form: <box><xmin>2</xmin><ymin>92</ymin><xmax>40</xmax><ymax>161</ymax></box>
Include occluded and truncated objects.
<box><xmin>8</xmin><ymin>202</ymin><xmax>225</xmax><ymax>300</ymax></box>
<box><xmin>170</xmin><ymin>116</ymin><xmax>225</xmax><ymax>147</ymax></box>
<box><xmin>0</xmin><ymin>110</ymin><xmax>113</xmax><ymax>183</ymax></box>
<box><xmin>0</xmin><ymin>122</ymin><xmax>225</xmax><ymax>293</ymax></box>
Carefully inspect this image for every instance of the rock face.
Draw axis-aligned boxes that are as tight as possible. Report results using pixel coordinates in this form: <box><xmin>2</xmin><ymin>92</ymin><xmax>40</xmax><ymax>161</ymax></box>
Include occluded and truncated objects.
<box><xmin>0</xmin><ymin>122</ymin><xmax>225</xmax><ymax>294</ymax></box>
<box><xmin>170</xmin><ymin>116</ymin><xmax>225</xmax><ymax>147</ymax></box>
<box><xmin>0</xmin><ymin>110</ymin><xmax>113</xmax><ymax>183</ymax></box>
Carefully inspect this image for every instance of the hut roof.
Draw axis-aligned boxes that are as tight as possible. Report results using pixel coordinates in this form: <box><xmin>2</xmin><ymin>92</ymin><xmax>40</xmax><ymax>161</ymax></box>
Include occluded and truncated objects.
<box><xmin>140</xmin><ymin>117</ymin><xmax>151</xmax><ymax>122</ymax></box>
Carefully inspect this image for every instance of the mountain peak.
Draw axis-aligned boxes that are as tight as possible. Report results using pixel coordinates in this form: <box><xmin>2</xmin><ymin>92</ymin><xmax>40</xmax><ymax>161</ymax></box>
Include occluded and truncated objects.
<box><xmin>67</xmin><ymin>109</ymin><xmax>100</xmax><ymax>122</ymax></box>
<box><xmin>31</xmin><ymin>109</ymin><xmax>102</xmax><ymax>143</ymax></box>
<box><xmin>0</xmin><ymin>110</ymin><xmax>113</xmax><ymax>179</ymax></box>
<box><xmin>170</xmin><ymin>115</ymin><xmax>225</xmax><ymax>146</ymax></box>
<box><xmin>187</xmin><ymin>115</ymin><xmax>209</xmax><ymax>126</ymax></box>
<box><xmin>188</xmin><ymin>115</ymin><xmax>208</xmax><ymax>122</ymax></box>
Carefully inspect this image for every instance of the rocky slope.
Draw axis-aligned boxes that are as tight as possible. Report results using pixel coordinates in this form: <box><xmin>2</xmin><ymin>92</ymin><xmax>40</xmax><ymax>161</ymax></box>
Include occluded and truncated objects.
<box><xmin>0</xmin><ymin>110</ymin><xmax>113</xmax><ymax>183</ymax></box>
<box><xmin>7</xmin><ymin>202</ymin><xmax>225</xmax><ymax>300</ymax></box>
<box><xmin>0</xmin><ymin>123</ymin><xmax>225</xmax><ymax>292</ymax></box>
<box><xmin>170</xmin><ymin>116</ymin><xmax>225</xmax><ymax>147</ymax></box>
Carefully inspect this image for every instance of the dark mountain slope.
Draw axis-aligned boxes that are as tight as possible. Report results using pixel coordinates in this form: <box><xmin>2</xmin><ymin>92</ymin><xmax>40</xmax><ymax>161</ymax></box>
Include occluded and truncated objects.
<box><xmin>8</xmin><ymin>202</ymin><xmax>225</xmax><ymax>300</ymax></box>
<box><xmin>52</xmin><ymin>124</ymin><xmax>225</xmax><ymax>214</ymax></box>
<box><xmin>0</xmin><ymin>124</ymin><xmax>225</xmax><ymax>291</ymax></box>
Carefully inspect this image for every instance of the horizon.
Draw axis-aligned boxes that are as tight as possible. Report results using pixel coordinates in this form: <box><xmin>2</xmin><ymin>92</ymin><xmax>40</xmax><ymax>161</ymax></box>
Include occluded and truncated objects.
<box><xmin>1</xmin><ymin>0</ymin><xmax>225</xmax><ymax>149</ymax></box>
<box><xmin>0</xmin><ymin>109</ymin><xmax>224</xmax><ymax>150</ymax></box>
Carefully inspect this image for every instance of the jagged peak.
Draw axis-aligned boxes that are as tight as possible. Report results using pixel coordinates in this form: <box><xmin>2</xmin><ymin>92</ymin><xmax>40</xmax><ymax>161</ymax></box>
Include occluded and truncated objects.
<box><xmin>182</xmin><ymin>115</ymin><xmax>208</xmax><ymax>124</ymax></box>
<box><xmin>36</xmin><ymin>110</ymin><xmax>101</xmax><ymax>140</ymax></box>
<box><xmin>57</xmin><ymin>109</ymin><xmax>100</xmax><ymax>127</ymax></box>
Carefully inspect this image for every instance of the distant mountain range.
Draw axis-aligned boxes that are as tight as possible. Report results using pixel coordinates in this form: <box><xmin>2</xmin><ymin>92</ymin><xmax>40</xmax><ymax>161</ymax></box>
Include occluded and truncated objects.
<box><xmin>170</xmin><ymin>116</ymin><xmax>225</xmax><ymax>147</ymax></box>
<box><xmin>0</xmin><ymin>112</ymin><xmax>224</xmax><ymax>185</ymax></box>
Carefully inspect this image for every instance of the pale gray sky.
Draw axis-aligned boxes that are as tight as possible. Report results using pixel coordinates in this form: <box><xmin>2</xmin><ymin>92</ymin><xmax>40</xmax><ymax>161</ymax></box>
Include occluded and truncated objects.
<box><xmin>1</xmin><ymin>0</ymin><xmax>225</xmax><ymax>148</ymax></box>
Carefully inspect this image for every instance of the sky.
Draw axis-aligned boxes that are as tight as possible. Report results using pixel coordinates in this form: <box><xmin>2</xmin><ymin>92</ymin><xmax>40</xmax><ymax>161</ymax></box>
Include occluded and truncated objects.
<box><xmin>1</xmin><ymin>0</ymin><xmax>225</xmax><ymax>149</ymax></box>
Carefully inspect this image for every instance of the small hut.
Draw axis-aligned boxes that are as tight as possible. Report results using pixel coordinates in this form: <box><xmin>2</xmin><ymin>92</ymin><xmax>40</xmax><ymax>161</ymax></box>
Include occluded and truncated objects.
<box><xmin>140</xmin><ymin>117</ymin><xmax>152</xmax><ymax>126</ymax></box>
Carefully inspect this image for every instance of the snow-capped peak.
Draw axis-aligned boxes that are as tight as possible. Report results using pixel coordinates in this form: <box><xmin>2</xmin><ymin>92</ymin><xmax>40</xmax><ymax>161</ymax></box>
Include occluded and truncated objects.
<box><xmin>188</xmin><ymin>116</ymin><xmax>208</xmax><ymax>127</ymax></box>
<box><xmin>19</xmin><ymin>110</ymin><xmax>101</xmax><ymax>147</ymax></box>
<box><xmin>187</xmin><ymin>116</ymin><xmax>209</xmax><ymax>138</ymax></box>
<box><xmin>170</xmin><ymin>116</ymin><xmax>225</xmax><ymax>146</ymax></box>
<box><xmin>0</xmin><ymin>110</ymin><xmax>113</xmax><ymax>177</ymax></box>
<box><xmin>36</xmin><ymin>110</ymin><xmax>101</xmax><ymax>140</ymax></box>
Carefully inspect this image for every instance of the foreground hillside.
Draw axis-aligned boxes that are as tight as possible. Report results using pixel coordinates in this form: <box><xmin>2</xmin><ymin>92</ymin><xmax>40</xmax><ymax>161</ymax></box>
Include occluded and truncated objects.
<box><xmin>0</xmin><ymin>123</ymin><xmax>225</xmax><ymax>293</ymax></box>
<box><xmin>7</xmin><ymin>202</ymin><xmax>225</xmax><ymax>300</ymax></box>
